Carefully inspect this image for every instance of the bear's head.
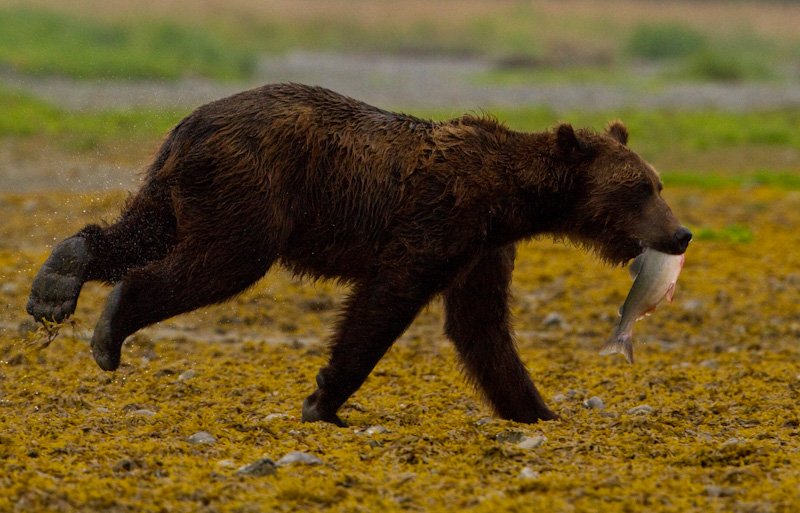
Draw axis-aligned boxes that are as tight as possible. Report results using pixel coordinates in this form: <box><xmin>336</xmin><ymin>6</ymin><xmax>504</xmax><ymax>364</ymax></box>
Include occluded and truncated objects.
<box><xmin>553</xmin><ymin>121</ymin><xmax>691</xmax><ymax>265</ymax></box>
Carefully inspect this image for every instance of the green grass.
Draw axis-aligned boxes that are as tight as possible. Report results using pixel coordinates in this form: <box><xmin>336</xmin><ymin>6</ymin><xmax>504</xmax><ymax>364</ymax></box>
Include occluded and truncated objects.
<box><xmin>495</xmin><ymin>107</ymin><xmax>800</xmax><ymax>158</ymax></box>
<box><xmin>2</xmin><ymin>84</ymin><xmax>800</xmax><ymax>184</ymax></box>
<box><xmin>0</xmin><ymin>86</ymin><xmax>182</xmax><ymax>151</ymax></box>
<box><xmin>0</xmin><ymin>7</ymin><xmax>258</xmax><ymax>80</ymax></box>
<box><xmin>0</xmin><ymin>5</ymin><xmax>797</xmax><ymax>84</ymax></box>
<box><xmin>693</xmin><ymin>224</ymin><xmax>755</xmax><ymax>243</ymax></box>
<box><xmin>662</xmin><ymin>172</ymin><xmax>800</xmax><ymax>189</ymax></box>
<box><xmin>625</xmin><ymin>22</ymin><xmax>708</xmax><ymax>60</ymax></box>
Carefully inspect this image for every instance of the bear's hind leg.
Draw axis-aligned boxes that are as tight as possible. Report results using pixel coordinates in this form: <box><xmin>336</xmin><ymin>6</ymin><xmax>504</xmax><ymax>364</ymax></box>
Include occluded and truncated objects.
<box><xmin>26</xmin><ymin>237</ymin><xmax>91</xmax><ymax>324</ymax></box>
<box><xmin>90</xmin><ymin>238</ymin><xmax>275</xmax><ymax>371</ymax></box>
<box><xmin>444</xmin><ymin>245</ymin><xmax>559</xmax><ymax>423</ymax></box>
<box><xmin>302</xmin><ymin>271</ymin><xmax>438</xmax><ymax>426</ymax></box>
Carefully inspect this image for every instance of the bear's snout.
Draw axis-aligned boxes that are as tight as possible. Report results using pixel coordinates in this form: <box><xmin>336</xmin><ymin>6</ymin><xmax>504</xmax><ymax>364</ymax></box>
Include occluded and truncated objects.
<box><xmin>673</xmin><ymin>226</ymin><xmax>692</xmax><ymax>254</ymax></box>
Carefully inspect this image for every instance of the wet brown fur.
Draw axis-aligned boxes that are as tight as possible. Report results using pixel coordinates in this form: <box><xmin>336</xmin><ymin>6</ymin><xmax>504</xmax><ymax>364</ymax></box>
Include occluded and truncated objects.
<box><xmin>27</xmin><ymin>83</ymin><xmax>690</xmax><ymax>425</ymax></box>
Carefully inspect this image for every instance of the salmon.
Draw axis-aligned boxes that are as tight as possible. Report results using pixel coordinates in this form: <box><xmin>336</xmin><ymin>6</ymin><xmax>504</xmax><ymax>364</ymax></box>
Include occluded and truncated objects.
<box><xmin>600</xmin><ymin>249</ymin><xmax>685</xmax><ymax>364</ymax></box>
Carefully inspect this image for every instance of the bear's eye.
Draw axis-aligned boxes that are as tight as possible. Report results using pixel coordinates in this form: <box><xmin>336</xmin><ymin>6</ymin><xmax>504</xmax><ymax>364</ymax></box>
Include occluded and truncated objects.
<box><xmin>635</xmin><ymin>181</ymin><xmax>652</xmax><ymax>197</ymax></box>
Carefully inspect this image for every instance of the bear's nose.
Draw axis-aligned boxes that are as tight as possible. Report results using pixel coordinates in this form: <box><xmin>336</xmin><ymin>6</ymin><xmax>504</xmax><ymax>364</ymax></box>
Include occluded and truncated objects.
<box><xmin>674</xmin><ymin>226</ymin><xmax>692</xmax><ymax>253</ymax></box>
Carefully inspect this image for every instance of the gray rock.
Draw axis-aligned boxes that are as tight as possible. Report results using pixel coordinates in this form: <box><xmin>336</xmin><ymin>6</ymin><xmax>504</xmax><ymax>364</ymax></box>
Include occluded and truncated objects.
<box><xmin>186</xmin><ymin>431</ymin><xmax>217</xmax><ymax>445</ymax></box>
<box><xmin>682</xmin><ymin>299</ymin><xmax>704</xmax><ymax>311</ymax></box>
<box><xmin>496</xmin><ymin>431</ymin><xmax>526</xmax><ymax>444</ymax></box>
<box><xmin>542</xmin><ymin>312</ymin><xmax>565</xmax><ymax>327</ymax></box>
<box><xmin>236</xmin><ymin>458</ymin><xmax>277</xmax><ymax>477</ymax></box>
<box><xmin>704</xmin><ymin>485</ymin><xmax>736</xmax><ymax>497</ymax></box>
<box><xmin>265</xmin><ymin>413</ymin><xmax>288</xmax><ymax>421</ymax></box>
<box><xmin>583</xmin><ymin>396</ymin><xmax>605</xmax><ymax>410</ymax></box>
<box><xmin>721</xmin><ymin>437</ymin><xmax>742</xmax><ymax>448</ymax></box>
<box><xmin>699</xmin><ymin>359</ymin><xmax>719</xmax><ymax>370</ymax></box>
<box><xmin>276</xmin><ymin>451</ymin><xmax>323</xmax><ymax>467</ymax></box>
<box><xmin>366</xmin><ymin>425</ymin><xmax>388</xmax><ymax>435</ymax></box>
<box><xmin>130</xmin><ymin>409</ymin><xmax>156</xmax><ymax>417</ymax></box>
<box><xmin>474</xmin><ymin>418</ymin><xmax>493</xmax><ymax>426</ymax></box>
<box><xmin>696</xmin><ymin>432</ymin><xmax>714</xmax><ymax>442</ymax></box>
<box><xmin>517</xmin><ymin>435</ymin><xmax>546</xmax><ymax>450</ymax></box>
<box><xmin>551</xmin><ymin>394</ymin><xmax>567</xmax><ymax>402</ymax></box>
<box><xmin>519</xmin><ymin>467</ymin><xmax>541</xmax><ymax>480</ymax></box>
<box><xmin>626</xmin><ymin>405</ymin><xmax>654</xmax><ymax>415</ymax></box>
<box><xmin>178</xmin><ymin>369</ymin><xmax>196</xmax><ymax>381</ymax></box>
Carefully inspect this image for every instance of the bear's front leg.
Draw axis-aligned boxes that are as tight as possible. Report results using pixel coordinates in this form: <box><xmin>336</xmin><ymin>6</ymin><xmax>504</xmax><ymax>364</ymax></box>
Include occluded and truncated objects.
<box><xmin>302</xmin><ymin>271</ymin><xmax>438</xmax><ymax>426</ymax></box>
<box><xmin>444</xmin><ymin>245</ymin><xmax>559</xmax><ymax>423</ymax></box>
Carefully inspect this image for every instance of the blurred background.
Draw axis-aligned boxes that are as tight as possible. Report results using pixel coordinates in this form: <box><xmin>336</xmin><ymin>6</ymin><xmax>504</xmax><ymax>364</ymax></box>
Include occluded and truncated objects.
<box><xmin>1</xmin><ymin>0</ymin><xmax>799</xmax><ymax>192</ymax></box>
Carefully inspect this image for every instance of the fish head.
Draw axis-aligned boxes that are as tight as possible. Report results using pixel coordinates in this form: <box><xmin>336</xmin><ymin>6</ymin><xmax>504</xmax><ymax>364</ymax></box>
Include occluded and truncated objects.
<box><xmin>559</xmin><ymin>121</ymin><xmax>692</xmax><ymax>265</ymax></box>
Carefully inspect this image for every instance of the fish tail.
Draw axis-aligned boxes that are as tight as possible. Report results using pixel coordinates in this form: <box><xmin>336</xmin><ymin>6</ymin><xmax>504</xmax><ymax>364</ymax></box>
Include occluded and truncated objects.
<box><xmin>599</xmin><ymin>329</ymin><xmax>634</xmax><ymax>365</ymax></box>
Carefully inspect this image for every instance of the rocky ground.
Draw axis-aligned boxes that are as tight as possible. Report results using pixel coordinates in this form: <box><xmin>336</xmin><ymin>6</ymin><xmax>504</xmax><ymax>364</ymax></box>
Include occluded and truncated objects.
<box><xmin>1</xmin><ymin>187</ymin><xmax>800</xmax><ymax>512</ymax></box>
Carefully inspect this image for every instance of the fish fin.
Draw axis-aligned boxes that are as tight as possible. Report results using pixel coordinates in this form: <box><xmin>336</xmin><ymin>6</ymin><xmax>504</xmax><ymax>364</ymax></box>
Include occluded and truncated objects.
<box><xmin>628</xmin><ymin>253</ymin><xmax>645</xmax><ymax>281</ymax></box>
<box><xmin>600</xmin><ymin>330</ymin><xmax>634</xmax><ymax>365</ymax></box>
<box><xmin>665</xmin><ymin>283</ymin><xmax>676</xmax><ymax>303</ymax></box>
<box><xmin>637</xmin><ymin>305</ymin><xmax>657</xmax><ymax>321</ymax></box>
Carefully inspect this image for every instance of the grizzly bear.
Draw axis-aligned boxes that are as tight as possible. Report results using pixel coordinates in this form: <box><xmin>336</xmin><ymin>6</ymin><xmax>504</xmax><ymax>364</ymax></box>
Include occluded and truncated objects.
<box><xmin>27</xmin><ymin>83</ymin><xmax>691</xmax><ymax>426</ymax></box>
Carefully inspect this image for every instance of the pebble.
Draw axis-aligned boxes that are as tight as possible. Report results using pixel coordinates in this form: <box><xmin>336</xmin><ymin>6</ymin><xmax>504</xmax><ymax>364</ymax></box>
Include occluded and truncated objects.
<box><xmin>276</xmin><ymin>451</ymin><xmax>323</xmax><ymax>467</ymax></box>
<box><xmin>216</xmin><ymin>459</ymin><xmax>237</xmax><ymax>468</ymax></box>
<box><xmin>178</xmin><ymin>369</ymin><xmax>196</xmax><ymax>381</ymax></box>
<box><xmin>682</xmin><ymin>299</ymin><xmax>704</xmax><ymax>312</ymax></box>
<box><xmin>519</xmin><ymin>467</ymin><xmax>541</xmax><ymax>480</ymax></box>
<box><xmin>542</xmin><ymin>312</ymin><xmax>565</xmax><ymax>327</ymax></box>
<box><xmin>517</xmin><ymin>435</ymin><xmax>546</xmax><ymax>450</ymax></box>
<box><xmin>130</xmin><ymin>409</ymin><xmax>156</xmax><ymax>417</ymax></box>
<box><xmin>265</xmin><ymin>413</ymin><xmax>288</xmax><ymax>421</ymax></box>
<box><xmin>366</xmin><ymin>425</ymin><xmax>388</xmax><ymax>435</ymax></box>
<box><xmin>583</xmin><ymin>396</ymin><xmax>605</xmax><ymax>410</ymax></box>
<box><xmin>721</xmin><ymin>437</ymin><xmax>742</xmax><ymax>448</ymax></box>
<box><xmin>474</xmin><ymin>418</ymin><xmax>493</xmax><ymax>426</ymax></box>
<box><xmin>1</xmin><ymin>283</ymin><xmax>17</xmax><ymax>294</ymax></box>
<box><xmin>551</xmin><ymin>394</ymin><xmax>567</xmax><ymax>402</ymax></box>
<box><xmin>236</xmin><ymin>458</ymin><xmax>277</xmax><ymax>477</ymax></box>
<box><xmin>699</xmin><ymin>359</ymin><xmax>719</xmax><ymax>370</ymax></box>
<box><xmin>696</xmin><ymin>432</ymin><xmax>714</xmax><ymax>442</ymax></box>
<box><xmin>626</xmin><ymin>405</ymin><xmax>654</xmax><ymax>415</ymax></box>
<box><xmin>186</xmin><ymin>431</ymin><xmax>217</xmax><ymax>445</ymax></box>
<box><xmin>704</xmin><ymin>485</ymin><xmax>736</xmax><ymax>497</ymax></box>
<box><xmin>496</xmin><ymin>431</ymin><xmax>526</xmax><ymax>444</ymax></box>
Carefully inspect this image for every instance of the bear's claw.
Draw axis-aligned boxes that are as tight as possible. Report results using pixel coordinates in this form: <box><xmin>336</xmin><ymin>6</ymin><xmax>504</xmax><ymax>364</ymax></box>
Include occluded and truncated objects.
<box><xmin>301</xmin><ymin>390</ymin><xmax>348</xmax><ymax>427</ymax></box>
<box><xmin>26</xmin><ymin>237</ymin><xmax>90</xmax><ymax>324</ymax></box>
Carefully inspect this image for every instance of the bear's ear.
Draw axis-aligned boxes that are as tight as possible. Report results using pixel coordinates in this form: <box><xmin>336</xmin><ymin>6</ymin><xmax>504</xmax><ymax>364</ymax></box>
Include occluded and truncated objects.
<box><xmin>606</xmin><ymin>120</ymin><xmax>629</xmax><ymax>146</ymax></box>
<box><xmin>556</xmin><ymin>123</ymin><xmax>594</xmax><ymax>162</ymax></box>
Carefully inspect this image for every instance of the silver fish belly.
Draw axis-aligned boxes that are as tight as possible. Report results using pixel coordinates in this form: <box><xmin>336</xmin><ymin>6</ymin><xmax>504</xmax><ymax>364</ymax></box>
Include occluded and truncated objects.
<box><xmin>600</xmin><ymin>249</ymin><xmax>685</xmax><ymax>364</ymax></box>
